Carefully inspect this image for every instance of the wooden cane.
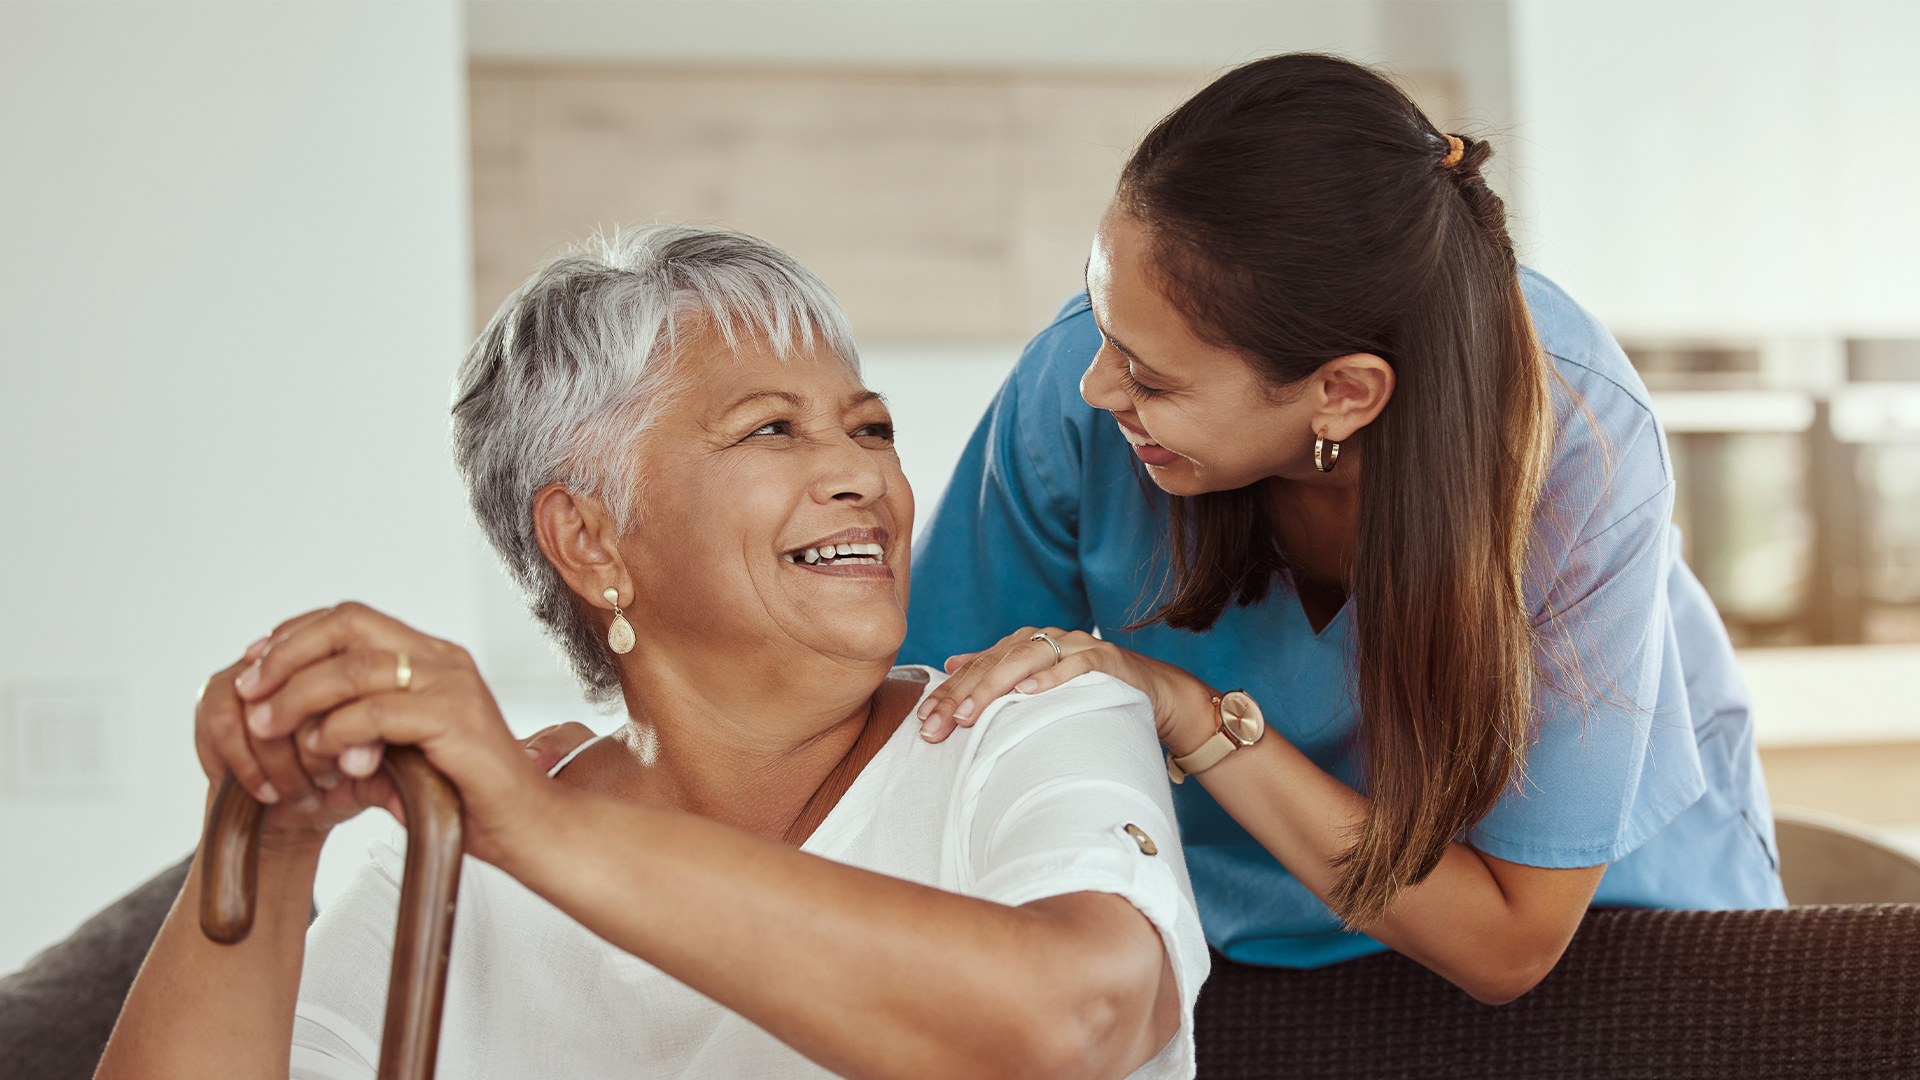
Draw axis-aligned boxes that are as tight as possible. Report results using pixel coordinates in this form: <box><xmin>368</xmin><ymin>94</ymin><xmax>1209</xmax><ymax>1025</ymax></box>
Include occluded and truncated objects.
<box><xmin>200</xmin><ymin>746</ymin><xmax>464</xmax><ymax>1080</ymax></box>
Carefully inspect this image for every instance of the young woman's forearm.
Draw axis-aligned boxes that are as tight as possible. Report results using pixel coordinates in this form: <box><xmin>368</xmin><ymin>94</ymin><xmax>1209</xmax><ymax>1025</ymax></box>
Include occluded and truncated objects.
<box><xmin>1190</xmin><ymin>726</ymin><xmax>1603</xmax><ymax>1004</ymax></box>
<box><xmin>920</xmin><ymin>641</ymin><xmax>1600</xmax><ymax>1004</ymax></box>
<box><xmin>504</xmin><ymin>788</ymin><xmax>1177</xmax><ymax>1080</ymax></box>
<box><xmin>95</xmin><ymin>835</ymin><xmax>324</xmax><ymax>1079</ymax></box>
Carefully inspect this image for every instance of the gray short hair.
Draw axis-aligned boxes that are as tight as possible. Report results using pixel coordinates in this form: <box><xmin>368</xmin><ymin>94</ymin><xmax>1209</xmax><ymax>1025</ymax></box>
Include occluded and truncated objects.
<box><xmin>452</xmin><ymin>224</ymin><xmax>860</xmax><ymax>705</ymax></box>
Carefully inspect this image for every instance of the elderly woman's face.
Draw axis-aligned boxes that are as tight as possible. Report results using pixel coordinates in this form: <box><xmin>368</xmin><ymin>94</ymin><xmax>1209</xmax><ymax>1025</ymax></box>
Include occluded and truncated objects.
<box><xmin>621</xmin><ymin>325</ymin><xmax>911</xmax><ymax>666</ymax></box>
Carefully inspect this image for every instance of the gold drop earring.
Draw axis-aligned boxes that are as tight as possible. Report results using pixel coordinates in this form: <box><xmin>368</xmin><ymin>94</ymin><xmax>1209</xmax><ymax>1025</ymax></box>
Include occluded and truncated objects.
<box><xmin>604</xmin><ymin>587</ymin><xmax>635</xmax><ymax>655</ymax></box>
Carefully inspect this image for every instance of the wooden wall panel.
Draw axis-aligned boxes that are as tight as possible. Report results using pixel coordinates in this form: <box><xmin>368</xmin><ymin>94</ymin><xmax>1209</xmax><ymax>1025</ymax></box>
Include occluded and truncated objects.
<box><xmin>469</xmin><ymin>63</ymin><xmax>1466</xmax><ymax>344</ymax></box>
<box><xmin>471</xmin><ymin>63</ymin><xmax>1194</xmax><ymax>342</ymax></box>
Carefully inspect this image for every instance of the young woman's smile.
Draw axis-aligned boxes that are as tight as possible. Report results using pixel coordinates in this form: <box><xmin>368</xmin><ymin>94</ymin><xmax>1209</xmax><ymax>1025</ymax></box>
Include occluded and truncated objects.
<box><xmin>1080</xmin><ymin>206</ymin><xmax>1315</xmax><ymax>497</ymax></box>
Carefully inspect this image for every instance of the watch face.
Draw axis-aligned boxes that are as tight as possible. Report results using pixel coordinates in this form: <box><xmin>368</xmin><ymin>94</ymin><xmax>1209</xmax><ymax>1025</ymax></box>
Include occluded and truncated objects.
<box><xmin>1220</xmin><ymin>690</ymin><xmax>1265</xmax><ymax>745</ymax></box>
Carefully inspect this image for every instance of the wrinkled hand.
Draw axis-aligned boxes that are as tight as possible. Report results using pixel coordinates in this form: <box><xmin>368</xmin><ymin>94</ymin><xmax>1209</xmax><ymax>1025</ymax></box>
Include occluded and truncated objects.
<box><xmin>913</xmin><ymin>626</ymin><xmax>1220</xmax><ymax>752</ymax></box>
<box><xmin>217</xmin><ymin>602</ymin><xmax>555</xmax><ymax>865</ymax></box>
<box><xmin>195</xmin><ymin>609</ymin><xmax>396</xmax><ymax>842</ymax></box>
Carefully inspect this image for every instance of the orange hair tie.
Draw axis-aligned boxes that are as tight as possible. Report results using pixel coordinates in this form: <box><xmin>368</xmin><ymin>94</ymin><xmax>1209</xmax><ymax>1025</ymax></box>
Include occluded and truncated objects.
<box><xmin>1440</xmin><ymin>135</ymin><xmax>1465</xmax><ymax>169</ymax></box>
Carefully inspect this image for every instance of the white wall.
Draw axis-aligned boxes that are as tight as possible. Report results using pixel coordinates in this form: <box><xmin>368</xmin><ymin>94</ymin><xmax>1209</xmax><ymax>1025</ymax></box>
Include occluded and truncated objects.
<box><xmin>0</xmin><ymin>1</ymin><xmax>472</xmax><ymax>973</ymax></box>
<box><xmin>1513</xmin><ymin>0</ymin><xmax>1920</xmax><ymax>338</ymax></box>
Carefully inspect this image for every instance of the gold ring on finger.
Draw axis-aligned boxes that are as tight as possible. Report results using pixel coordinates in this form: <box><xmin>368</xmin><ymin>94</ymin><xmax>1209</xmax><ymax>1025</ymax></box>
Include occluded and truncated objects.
<box><xmin>395</xmin><ymin>651</ymin><xmax>412</xmax><ymax>691</ymax></box>
<box><xmin>1029</xmin><ymin>632</ymin><xmax>1063</xmax><ymax>665</ymax></box>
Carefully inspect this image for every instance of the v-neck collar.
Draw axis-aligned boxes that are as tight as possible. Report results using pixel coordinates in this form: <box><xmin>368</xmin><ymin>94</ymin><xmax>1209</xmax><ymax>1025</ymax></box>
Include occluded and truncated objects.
<box><xmin>1286</xmin><ymin>572</ymin><xmax>1354</xmax><ymax>640</ymax></box>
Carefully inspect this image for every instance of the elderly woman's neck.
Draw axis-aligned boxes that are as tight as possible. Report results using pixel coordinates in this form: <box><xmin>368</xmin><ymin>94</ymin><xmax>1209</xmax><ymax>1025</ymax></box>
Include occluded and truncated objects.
<box><xmin>593</xmin><ymin>653</ymin><xmax>910</xmax><ymax>842</ymax></box>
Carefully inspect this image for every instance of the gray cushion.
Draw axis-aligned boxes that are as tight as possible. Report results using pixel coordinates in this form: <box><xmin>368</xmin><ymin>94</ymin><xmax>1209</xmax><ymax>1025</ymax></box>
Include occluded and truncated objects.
<box><xmin>0</xmin><ymin>857</ymin><xmax>190</xmax><ymax>1080</ymax></box>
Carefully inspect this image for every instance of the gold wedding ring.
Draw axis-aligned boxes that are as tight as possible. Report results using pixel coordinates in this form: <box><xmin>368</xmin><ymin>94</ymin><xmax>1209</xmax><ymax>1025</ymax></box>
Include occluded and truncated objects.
<box><xmin>1029</xmin><ymin>632</ymin><xmax>1064</xmax><ymax>664</ymax></box>
<box><xmin>395</xmin><ymin>651</ymin><xmax>412</xmax><ymax>691</ymax></box>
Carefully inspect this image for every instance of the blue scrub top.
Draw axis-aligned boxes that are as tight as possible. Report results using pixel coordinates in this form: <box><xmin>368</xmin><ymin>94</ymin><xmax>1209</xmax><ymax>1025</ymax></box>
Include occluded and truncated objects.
<box><xmin>902</xmin><ymin>268</ymin><xmax>1787</xmax><ymax>969</ymax></box>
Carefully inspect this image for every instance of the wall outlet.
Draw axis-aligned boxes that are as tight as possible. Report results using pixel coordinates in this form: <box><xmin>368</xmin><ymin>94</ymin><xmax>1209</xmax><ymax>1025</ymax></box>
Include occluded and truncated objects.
<box><xmin>3</xmin><ymin>683</ymin><xmax>127</xmax><ymax>799</ymax></box>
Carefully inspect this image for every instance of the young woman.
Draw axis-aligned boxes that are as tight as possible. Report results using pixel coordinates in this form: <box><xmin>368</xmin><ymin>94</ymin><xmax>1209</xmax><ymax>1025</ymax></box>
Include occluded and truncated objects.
<box><xmin>97</xmin><ymin>225</ymin><xmax>1205</xmax><ymax>1079</ymax></box>
<box><xmin>905</xmin><ymin>53</ymin><xmax>1785</xmax><ymax>1005</ymax></box>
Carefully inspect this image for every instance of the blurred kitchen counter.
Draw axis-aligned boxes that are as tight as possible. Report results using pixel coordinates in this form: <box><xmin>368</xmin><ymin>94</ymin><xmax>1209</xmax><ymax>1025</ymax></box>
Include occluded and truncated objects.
<box><xmin>1742</xmin><ymin>644</ymin><xmax>1920</xmax><ymax>824</ymax></box>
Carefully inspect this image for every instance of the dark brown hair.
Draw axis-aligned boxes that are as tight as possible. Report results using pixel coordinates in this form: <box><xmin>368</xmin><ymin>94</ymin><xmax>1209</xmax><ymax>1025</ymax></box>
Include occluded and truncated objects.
<box><xmin>1118</xmin><ymin>54</ymin><xmax>1552</xmax><ymax>926</ymax></box>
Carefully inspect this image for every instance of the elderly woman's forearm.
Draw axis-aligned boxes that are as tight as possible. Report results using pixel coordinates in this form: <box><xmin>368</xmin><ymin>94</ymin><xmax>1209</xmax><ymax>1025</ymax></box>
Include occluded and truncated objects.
<box><xmin>95</xmin><ymin>838</ymin><xmax>323</xmax><ymax>1079</ymax></box>
<box><xmin>505</xmin><ymin>786</ymin><xmax>1176</xmax><ymax>1080</ymax></box>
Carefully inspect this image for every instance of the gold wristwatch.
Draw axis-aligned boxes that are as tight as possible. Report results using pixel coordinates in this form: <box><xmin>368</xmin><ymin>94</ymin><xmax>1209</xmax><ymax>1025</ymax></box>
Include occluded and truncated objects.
<box><xmin>1167</xmin><ymin>690</ymin><xmax>1265</xmax><ymax>784</ymax></box>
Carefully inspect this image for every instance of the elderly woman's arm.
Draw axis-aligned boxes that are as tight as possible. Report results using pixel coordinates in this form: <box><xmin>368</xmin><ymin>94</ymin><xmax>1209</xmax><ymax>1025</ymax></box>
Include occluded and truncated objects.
<box><xmin>96</xmin><ymin>838</ymin><xmax>324</xmax><ymax>1079</ymax></box>
<box><xmin>104</xmin><ymin>610</ymin><xmax>1182</xmax><ymax>1080</ymax></box>
<box><xmin>95</xmin><ymin>660</ymin><xmax>366</xmax><ymax>1080</ymax></box>
<box><xmin>262</xmin><ymin>611</ymin><xmax>1177</xmax><ymax>1080</ymax></box>
<box><xmin>513</xmin><ymin>791</ymin><xmax>1179</xmax><ymax>1080</ymax></box>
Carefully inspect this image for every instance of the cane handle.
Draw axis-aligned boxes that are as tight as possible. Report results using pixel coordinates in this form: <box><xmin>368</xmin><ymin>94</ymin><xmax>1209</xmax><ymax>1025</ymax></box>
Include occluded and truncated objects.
<box><xmin>200</xmin><ymin>746</ymin><xmax>464</xmax><ymax>1080</ymax></box>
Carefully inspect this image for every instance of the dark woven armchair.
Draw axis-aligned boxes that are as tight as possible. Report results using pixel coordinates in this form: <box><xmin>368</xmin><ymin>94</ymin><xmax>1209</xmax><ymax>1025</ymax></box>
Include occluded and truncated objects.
<box><xmin>1196</xmin><ymin>904</ymin><xmax>1920</xmax><ymax>1079</ymax></box>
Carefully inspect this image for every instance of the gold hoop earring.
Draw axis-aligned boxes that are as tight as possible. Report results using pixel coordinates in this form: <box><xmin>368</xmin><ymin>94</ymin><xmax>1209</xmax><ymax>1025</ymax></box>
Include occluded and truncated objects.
<box><xmin>603</xmin><ymin>587</ymin><xmax>635</xmax><ymax>655</ymax></box>
<box><xmin>1313</xmin><ymin>430</ymin><xmax>1342</xmax><ymax>473</ymax></box>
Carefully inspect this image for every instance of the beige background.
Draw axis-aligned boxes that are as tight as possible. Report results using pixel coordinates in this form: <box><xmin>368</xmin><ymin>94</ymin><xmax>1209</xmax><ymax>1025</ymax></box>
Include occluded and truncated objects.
<box><xmin>470</xmin><ymin>62</ymin><xmax>1463</xmax><ymax>343</ymax></box>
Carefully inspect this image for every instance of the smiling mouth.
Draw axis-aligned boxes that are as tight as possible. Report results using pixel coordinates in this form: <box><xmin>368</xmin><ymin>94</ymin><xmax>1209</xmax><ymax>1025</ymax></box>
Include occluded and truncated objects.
<box><xmin>782</xmin><ymin>541</ymin><xmax>885</xmax><ymax>566</ymax></box>
<box><xmin>1116</xmin><ymin>421</ymin><xmax>1180</xmax><ymax>466</ymax></box>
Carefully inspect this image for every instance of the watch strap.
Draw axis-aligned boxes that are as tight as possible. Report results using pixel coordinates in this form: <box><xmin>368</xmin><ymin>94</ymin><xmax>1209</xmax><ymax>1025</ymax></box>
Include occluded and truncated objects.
<box><xmin>1168</xmin><ymin>731</ymin><xmax>1237</xmax><ymax>784</ymax></box>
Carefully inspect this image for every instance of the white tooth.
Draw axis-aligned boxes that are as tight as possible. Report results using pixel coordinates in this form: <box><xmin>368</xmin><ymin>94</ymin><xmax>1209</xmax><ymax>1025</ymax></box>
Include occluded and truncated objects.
<box><xmin>805</xmin><ymin>548</ymin><xmax>819</xmax><ymax>563</ymax></box>
<box><xmin>836</xmin><ymin>543</ymin><xmax>854</xmax><ymax>556</ymax></box>
<box><xmin>863</xmin><ymin>543</ymin><xmax>882</xmax><ymax>555</ymax></box>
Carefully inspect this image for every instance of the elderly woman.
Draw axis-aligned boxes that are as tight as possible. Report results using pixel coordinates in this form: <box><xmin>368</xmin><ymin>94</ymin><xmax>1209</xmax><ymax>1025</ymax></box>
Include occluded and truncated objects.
<box><xmin>97</xmin><ymin>225</ymin><xmax>1206</xmax><ymax>1080</ymax></box>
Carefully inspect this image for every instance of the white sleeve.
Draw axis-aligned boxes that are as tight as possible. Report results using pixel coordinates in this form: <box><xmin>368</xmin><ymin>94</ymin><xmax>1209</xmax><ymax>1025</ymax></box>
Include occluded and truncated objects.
<box><xmin>956</xmin><ymin>673</ymin><xmax>1211</xmax><ymax>1080</ymax></box>
<box><xmin>287</xmin><ymin>832</ymin><xmax>404</xmax><ymax>1080</ymax></box>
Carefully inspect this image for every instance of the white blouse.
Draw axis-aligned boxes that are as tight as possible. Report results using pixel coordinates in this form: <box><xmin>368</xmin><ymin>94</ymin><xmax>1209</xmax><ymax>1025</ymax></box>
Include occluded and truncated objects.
<box><xmin>290</xmin><ymin>668</ymin><xmax>1209</xmax><ymax>1079</ymax></box>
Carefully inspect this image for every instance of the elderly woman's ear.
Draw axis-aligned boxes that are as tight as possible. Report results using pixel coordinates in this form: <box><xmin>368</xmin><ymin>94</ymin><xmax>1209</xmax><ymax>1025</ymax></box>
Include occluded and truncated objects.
<box><xmin>532</xmin><ymin>483</ymin><xmax>633</xmax><ymax>611</ymax></box>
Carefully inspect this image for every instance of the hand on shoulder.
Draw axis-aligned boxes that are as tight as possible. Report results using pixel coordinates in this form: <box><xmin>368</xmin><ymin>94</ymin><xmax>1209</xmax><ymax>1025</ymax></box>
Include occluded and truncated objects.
<box><xmin>914</xmin><ymin>626</ymin><xmax>1221</xmax><ymax>756</ymax></box>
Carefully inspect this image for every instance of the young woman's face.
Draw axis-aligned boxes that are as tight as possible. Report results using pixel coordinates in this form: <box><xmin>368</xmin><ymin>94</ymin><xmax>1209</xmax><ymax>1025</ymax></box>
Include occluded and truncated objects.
<box><xmin>620</xmin><ymin>326</ymin><xmax>912</xmax><ymax>669</ymax></box>
<box><xmin>1081</xmin><ymin>206</ymin><xmax>1324</xmax><ymax>496</ymax></box>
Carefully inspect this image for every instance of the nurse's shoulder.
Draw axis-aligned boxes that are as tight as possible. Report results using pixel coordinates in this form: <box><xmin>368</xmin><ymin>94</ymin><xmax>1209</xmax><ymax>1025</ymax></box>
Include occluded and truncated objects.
<box><xmin>1010</xmin><ymin>291</ymin><xmax>1102</xmax><ymax>400</ymax></box>
<box><xmin>1520</xmin><ymin>267</ymin><xmax>1673</xmax><ymax>554</ymax></box>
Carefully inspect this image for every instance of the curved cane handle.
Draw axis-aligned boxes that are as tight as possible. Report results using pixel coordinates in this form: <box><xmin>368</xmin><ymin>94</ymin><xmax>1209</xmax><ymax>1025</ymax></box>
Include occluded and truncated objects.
<box><xmin>200</xmin><ymin>746</ymin><xmax>464</xmax><ymax>1080</ymax></box>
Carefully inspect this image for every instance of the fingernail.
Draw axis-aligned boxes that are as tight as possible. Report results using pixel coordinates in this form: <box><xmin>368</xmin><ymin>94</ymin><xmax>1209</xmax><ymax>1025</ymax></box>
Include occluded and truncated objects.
<box><xmin>243</xmin><ymin>636</ymin><xmax>270</xmax><ymax>661</ymax></box>
<box><xmin>920</xmin><ymin>717</ymin><xmax>940</xmax><ymax>740</ymax></box>
<box><xmin>235</xmin><ymin>661</ymin><xmax>261</xmax><ymax>696</ymax></box>
<box><xmin>294</xmin><ymin>794</ymin><xmax>321</xmax><ymax>814</ymax></box>
<box><xmin>313</xmin><ymin>772</ymin><xmax>339</xmax><ymax>790</ymax></box>
<box><xmin>304</xmin><ymin>726</ymin><xmax>323</xmax><ymax>751</ymax></box>
<box><xmin>246</xmin><ymin>702</ymin><xmax>273</xmax><ymax>736</ymax></box>
<box><xmin>524</xmin><ymin>745</ymin><xmax>542</xmax><ymax>759</ymax></box>
<box><xmin>955</xmin><ymin>698</ymin><xmax>976</xmax><ymax>721</ymax></box>
<box><xmin>256</xmin><ymin>782</ymin><xmax>280</xmax><ymax>804</ymax></box>
<box><xmin>341</xmin><ymin>745</ymin><xmax>379</xmax><ymax>777</ymax></box>
<box><xmin>916</xmin><ymin>699</ymin><xmax>934</xmax><ymax>721</ymax></box>
<box><xmin>1015</xmin><ymin>679</ymin><xmax>1038</xmax><ymax>695</ymax></box>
